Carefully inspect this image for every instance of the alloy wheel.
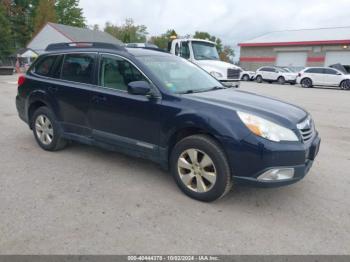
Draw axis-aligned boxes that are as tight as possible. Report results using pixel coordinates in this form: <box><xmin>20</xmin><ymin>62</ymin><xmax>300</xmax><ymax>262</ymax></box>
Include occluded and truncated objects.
<box><xmin>177</xmin><ymin>149</ymin><xmax>217</xmax><ymax>193</ymax></box>
<box><xmin>302</xmin><ymin>79</ymin><xmax>311</xmax><ymax>88</ymax></box>
<box><xmin>35</xmin><ymin>115</ymin><xmax>54</xmax><ymax>145</ymax></box>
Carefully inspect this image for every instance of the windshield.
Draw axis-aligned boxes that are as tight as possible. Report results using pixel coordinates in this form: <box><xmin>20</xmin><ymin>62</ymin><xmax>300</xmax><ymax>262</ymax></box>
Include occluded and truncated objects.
<box><xmin>138</xmin><ymin>55</ymin><xmax>223</xmax><ymax>94</ymax></box>
<box><xmin>192</xmin><ymin>41</ymin><xmax>220</xmax><ymax>60</ymax></box>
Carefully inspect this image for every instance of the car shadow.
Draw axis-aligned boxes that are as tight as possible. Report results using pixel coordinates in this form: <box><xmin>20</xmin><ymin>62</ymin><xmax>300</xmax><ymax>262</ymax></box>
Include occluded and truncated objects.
<box><xmin>61</xmin><ymin>141</ymin><xmax>306</xmax><ymax>209</ymax></box>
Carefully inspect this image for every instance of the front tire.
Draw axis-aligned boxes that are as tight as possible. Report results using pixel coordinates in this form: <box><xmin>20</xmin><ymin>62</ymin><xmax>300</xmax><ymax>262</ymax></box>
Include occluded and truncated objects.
<box><xmin>301</xmin><ymin>78</ymin><xmax>313</xmax><ymax>88</ymax></box>
<box><xmin>256</xmin><ymin>75</ymin><xmax>263</xmax><ymax>83</ymax></box>
<box><xmin>170</xmin><ymin>135</ymin><xmax>232</xmax><ymax>202</ymax></box>
<box><xmin>31</xmin><ymin>107</ymin><xmax>67</xmax><ymax>151</ymax></box>
<box><xmin>340</xmin><ymin>80</ymin><xmax>350</xmax><ymax>90</ymax></box>
<box><xmin>242</xmin><ymin>74</ymin><xmax>250</xmax><ymax>81</ymax></box>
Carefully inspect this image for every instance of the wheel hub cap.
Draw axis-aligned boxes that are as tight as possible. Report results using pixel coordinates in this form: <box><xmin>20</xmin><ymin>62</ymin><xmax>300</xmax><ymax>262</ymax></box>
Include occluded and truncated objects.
<box><xmin>177</xmin><ymin>149</ymin><xmax>217</xmax><ymax>193</ymax></box>
<box><xmin>35</xmin><ymin>115</ymin><xmax>53</xmax><ymax>145</ymax></box>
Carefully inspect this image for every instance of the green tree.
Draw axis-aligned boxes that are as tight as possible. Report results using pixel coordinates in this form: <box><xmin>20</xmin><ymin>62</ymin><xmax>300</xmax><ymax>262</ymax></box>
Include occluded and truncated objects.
<box><xmin>219</xmin><ymin>45</ymin><xmax>235</xmax><ymax>63</ymax></box>
<box><xmin>55</xmin><ymin>0</ymin><xmax>85</xmax><ymax>27</ymax></box>
<box><xmin>0</xmin><ymin>3</ymin><xmax>14</xmax><ymax>57</ymax></box>
<box><xmin>149</xmin><ymin>29</ymin><xmax>178</xmax><ymax>50</ymax></box>
<box><xmin>193</xmin><ymin>31</ymin><xmax>223</xmax><ymax>53</ymax></box>
<box><xmin>33</xmin><ymin>0</ymin><xmax>57</xmax><ymax>34</ymax></box>
<box><xmin>104</xmin><ymin>18</ymin><xmax>148</xmax><ymax>43</ymax></box>
<box><xmin>1</xmin><ymin>0</ymin><xmax>36</xmax><ymax>48</ymax></box>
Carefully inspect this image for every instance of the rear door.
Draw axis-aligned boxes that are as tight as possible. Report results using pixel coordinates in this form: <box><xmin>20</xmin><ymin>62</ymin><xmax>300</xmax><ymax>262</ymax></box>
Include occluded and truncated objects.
<box><xmin>51</xmin><ymin>53</ymin><xmax>97</xmax><ymax>137</ymax></box>
<box><xmin>270</xmin><ymin>67</ymin><xmax>280</xmax><ymax>81</ymax></box>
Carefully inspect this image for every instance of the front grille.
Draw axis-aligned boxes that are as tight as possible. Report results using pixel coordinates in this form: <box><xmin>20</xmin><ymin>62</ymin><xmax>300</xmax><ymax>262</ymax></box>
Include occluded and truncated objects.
<box><xmin>227</xmin><ymin>68</ymin><xmax>241</xmax><ymax>79</ymax></box>
<box><xmin>297</xmin><ymin>116</ymin><xmax>315</xmax><ymax>142</ymax></box>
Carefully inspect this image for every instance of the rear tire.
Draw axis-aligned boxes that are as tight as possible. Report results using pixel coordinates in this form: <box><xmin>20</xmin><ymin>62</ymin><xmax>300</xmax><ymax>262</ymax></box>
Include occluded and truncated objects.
<box><xmin>277</xmin><ymin>76</ymin><xmax>286</xmax><ymax>85</ymax></box>
<box><xmin>170</xmin><ymin>135</ymin><xmax>232</xmax><ymax>202</ymax></box>
<box><xmin>31</xmin><ymin>107</ymin><xmax>67</xmax><ymax>151</ymax></box>
<box><xmin>301</xmin><ymin>78</ymin><xmax>313</xmax><ymax>88</ymax></box>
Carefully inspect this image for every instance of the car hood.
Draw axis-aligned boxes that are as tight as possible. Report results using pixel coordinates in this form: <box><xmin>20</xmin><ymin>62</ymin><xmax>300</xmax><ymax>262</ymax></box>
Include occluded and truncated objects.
<box><xmin>187</xmin><ymin>89</ymin><xmax>307</xmax><ymax>127</ymax></box>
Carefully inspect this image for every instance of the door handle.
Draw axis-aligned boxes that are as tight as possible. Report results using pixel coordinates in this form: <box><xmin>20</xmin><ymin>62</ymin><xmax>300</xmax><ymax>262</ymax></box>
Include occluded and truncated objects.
<box><xmin>92</xmin><ymin>95</ymin><xmax>107</xmax><ymax>103</ymax></box>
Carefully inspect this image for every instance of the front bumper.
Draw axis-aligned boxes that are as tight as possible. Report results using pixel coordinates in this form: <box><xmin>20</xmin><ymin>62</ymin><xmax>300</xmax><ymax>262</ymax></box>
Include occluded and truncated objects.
<box><xmin>220</xmin><ymin>80</ymin><xmax>240</xmax><ymax>88</ymax></box>
<box><xmin>224</xmin><ymin>133</ymin><xmax>321</xmax><ymax>187</ymax></box>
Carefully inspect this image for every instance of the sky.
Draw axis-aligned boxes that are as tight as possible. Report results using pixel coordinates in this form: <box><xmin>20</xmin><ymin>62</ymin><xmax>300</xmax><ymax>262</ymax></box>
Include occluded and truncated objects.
<box><xmin>80</xmin><ymin>0</ymin><xmax>350</xmax><ymax>47</ymax></box>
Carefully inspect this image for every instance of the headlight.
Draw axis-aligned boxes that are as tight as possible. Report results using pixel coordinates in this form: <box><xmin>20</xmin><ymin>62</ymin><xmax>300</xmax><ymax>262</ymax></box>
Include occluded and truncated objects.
<box><xmin>210</xmin><ymin>71</ymin><xmax>223</xmax><ymax>79</ymax></box>
<box><xmin>237</xmin><ymin>111</ymin><xmax>299</xmax><ymax>142</ymax></box>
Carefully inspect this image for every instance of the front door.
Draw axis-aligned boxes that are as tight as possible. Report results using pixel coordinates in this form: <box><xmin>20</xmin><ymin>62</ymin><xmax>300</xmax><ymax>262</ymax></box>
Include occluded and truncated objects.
<box><xmin>89</xmin><ymin>54</ymin><xmax>162</xmax><ymax>159</ymax></box>
<box><xmin>323</xmin><ymin>68</ymin><xmax>342</xmax><ymax>86</ymax></box>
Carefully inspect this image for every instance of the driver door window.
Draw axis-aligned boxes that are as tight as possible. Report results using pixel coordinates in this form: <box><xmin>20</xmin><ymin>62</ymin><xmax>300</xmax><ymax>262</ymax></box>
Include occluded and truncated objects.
<box><xmin>99</xmin><ymin>55</ymin><xmax>147</xmax><ymax>91</ymax></box>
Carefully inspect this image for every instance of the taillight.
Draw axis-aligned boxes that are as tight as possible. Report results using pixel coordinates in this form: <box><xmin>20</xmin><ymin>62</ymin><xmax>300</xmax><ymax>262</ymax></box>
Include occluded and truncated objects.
<box><xmin>18</xmin><ymin>75</ymin><xmax>26</xmax><ymax>86</ymax></box>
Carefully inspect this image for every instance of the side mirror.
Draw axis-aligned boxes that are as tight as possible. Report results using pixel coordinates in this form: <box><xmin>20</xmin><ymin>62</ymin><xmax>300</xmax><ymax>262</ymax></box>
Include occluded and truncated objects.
<box><xmin>127</xmin><ymin>81</ymin><xmax>151</xmax><ymax>95</ymax></box>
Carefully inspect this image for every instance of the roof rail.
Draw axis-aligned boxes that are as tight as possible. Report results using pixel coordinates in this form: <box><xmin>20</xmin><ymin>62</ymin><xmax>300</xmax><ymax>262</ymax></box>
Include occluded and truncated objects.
<box><xmin>126</xmin><ymin>46</ymin><xmax>169</xmax><ymax>53</ymax></box>
<box><xmin>45</xmin><ymin>42</ymin><xmax>126</xmax><ymax>52</ymax></box>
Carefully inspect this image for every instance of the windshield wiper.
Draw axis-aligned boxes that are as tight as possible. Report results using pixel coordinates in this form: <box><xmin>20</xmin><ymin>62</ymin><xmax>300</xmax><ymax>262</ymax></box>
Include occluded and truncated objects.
<box><xmin>208</xmin><ymin>86</ymin><xmax>227</xmax><ymax>91</ymax></box>
<box><xmin>178</xmin><ymin>86</ymin><xmax>226</xmax><ymax>94</ymax></box>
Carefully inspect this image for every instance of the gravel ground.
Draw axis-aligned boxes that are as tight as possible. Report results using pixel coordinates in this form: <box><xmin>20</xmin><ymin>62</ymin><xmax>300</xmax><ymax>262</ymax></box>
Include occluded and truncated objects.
<box><xmin>0</xmin><ymin>75</ymin><xmax>349</xmax><ymax>255</ymax></box>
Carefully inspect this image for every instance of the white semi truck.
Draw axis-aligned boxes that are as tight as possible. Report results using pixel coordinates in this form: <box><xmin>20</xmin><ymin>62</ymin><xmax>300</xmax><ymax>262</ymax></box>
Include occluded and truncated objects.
<box><xmin>168</xmin><ymin>38</ymin><xmax>241</xmax><ymax>88</ymax></box>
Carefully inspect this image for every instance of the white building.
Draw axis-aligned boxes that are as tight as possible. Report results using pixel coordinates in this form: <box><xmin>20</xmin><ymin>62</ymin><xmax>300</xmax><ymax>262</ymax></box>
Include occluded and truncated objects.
<box><xmin>27</xmin><ymin>23</ymin><xmax>122</xmax><ymax>54</ymax></box>
<box><xmin>239</xmin><ymin>26</ymin><xmax>350</xmax><ymax>71</ymax></box>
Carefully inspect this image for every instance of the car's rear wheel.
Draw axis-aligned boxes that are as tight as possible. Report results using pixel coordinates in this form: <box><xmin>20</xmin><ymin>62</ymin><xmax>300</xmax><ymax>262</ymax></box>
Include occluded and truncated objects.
<box><xmin>256</xmin><ymin>75</ymin><xmax>263</xmax><ymax>83</ymax></box>
<box><xmin>32</xmin><ymin>107</ymin><xmax>67</xmax><ymax>151</ymax></box>
<box><xmin>301</xmin><ymin>78</ymin><xmax>313</xmax><ymax>88</ymax></box>
<box><xmin>277</xmin><ymin>76</ymin><xmax>286</xmax><ymax>85</ymax></box>
<box><xmin>170</xmin><ymin>135</ymin><xmax>232</xmax><ymax>202</ymax></box>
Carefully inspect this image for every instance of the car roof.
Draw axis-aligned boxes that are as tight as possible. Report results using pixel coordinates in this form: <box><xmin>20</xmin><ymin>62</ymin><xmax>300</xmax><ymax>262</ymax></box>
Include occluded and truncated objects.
<box><xmin>43</xmin><ymin>42</ymin><xmax>171</xmax><ymax>58</ymax></box>
<box><xmin>126</xmin><ymin>48</ymin><xmax>171</xmax><ymax>57</ymax></box>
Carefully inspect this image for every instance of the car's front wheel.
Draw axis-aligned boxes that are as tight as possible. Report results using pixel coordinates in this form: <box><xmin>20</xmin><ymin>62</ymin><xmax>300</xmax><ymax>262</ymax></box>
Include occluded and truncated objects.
<box><xmin>256</xmin><ymin>75</ymin><xmax>263</xmax><ymax>83</ymax></box>
<box><xmin>32</xmin><ymin>107</ymin><xmax>67</xmax><ymax>151</ymax></box>
<box><xmin>340</xmin><ymin>80</ymin><xmax>350</xmax><ymax>90</ymax></box>
<box><xmin>242</xmin><ymin>74</ymin><xmax>250</xmax><ymax>81</ymax></box>
<box><xmin>170</xmin><ymin>135</ymin><xmax>232</xmax><ymax>202</ymax></box>
<box><xmin>301</xmin><ymin>78</ymin><xmax>313</xmax><ymax>88</ymax></box>
<box><xmin>278</xmin><ymin>76</ymin><xmax>286</xmax><ymax>85</ymax></box>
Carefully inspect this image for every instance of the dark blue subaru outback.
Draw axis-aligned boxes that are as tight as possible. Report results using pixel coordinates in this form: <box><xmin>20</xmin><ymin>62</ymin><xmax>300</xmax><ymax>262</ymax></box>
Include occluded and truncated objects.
<box><xmin>16</xmin><ymin>42</ymin><xmax>321</xmax><ymax>202</ymax></box>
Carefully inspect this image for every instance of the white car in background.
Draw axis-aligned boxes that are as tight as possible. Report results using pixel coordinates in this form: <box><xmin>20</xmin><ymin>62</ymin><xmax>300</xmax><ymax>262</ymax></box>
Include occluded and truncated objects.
<box><xmin>240</xmin><ymin>69</ymin><xmax>255</xmax><ymax>81</ymax></box>
<box><xmin>297</xmin><ymin>67</ymin><xmax>350</xmax><ymax>90</ymax></box>
<box><xmin>255</xmin><ymin>66</ymin><xmax>298</xmax><ymax>85</ymax></box>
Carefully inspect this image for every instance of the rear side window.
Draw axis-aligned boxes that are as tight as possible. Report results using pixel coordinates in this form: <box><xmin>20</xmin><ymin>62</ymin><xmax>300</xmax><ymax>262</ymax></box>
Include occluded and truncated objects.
<box><xmin>61</xmin><ymin>53</ymin><xmax>95</xmax><ymax>84</ymax></box>
<box><xmin>34</xmin><ymin>56</ymin><xmax>57</xmax><ymax>76</ymax></box>
<box><xmin>305</xmin><ymin>68</ymin><xmax>323</xmax><ymax>74</ymax></box>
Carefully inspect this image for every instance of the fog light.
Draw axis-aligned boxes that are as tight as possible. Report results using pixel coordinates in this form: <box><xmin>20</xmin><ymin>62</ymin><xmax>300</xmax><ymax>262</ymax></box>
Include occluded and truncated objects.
<box><xmin>257</xmin><ymin>168</ymin><xmax>295</xmax><ymax>181</ymax></box>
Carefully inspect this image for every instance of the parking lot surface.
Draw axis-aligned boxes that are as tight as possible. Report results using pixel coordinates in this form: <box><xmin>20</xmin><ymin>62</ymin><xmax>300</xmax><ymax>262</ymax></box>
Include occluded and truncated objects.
<box><xmin>0</xmin><ymin>75</ymin><xmax>349</xmax><ymax>254</ymax></box>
